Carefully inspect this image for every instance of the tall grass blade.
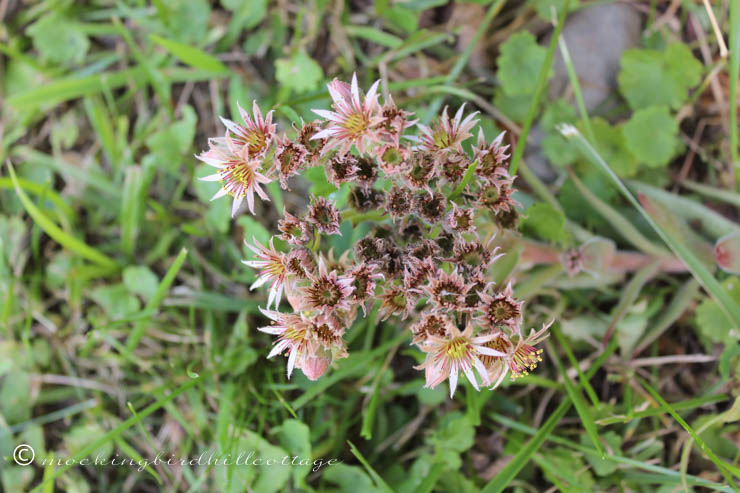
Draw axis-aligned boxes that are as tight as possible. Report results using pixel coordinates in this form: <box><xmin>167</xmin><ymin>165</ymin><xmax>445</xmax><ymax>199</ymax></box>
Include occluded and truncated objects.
<box><xmin>508</xmin><ymin>0</ymin><xmax>569</xmax><ymax>175</ymax></box>
<box><xmin>421</xmin><ymin>0</ymin><xmax>506</xmax><ymax>123</ymax></box>
<box><xmin>639</xmin><ymin>378</ymin><xmax>740</xmax><ymax>487</ymax></box>
<box><xmin>561</xmin><ymin>125</ymin><xmax>740</xmax><ymax>330</ymax></box>
<box><xmin>482</xmin><ymin>399</ymin><xmax>571</xmax><ymax>493</ymax></box>
<box><xmin>567</xmin><ymin>169</ymin><xmax>667</xmax><ymax>256</ymax></box>
<box><xmin>6</xmin><ymin>160</ymin><xmax>118</xmax><ymax>269</ymax></box>
<box><xmin>30</xmin><ymin>374</ymin><xmax>204</xmax><ymax>493</ymax></box>
<box><xmin>546</xmin><ymin>338</ymin><xmax>603</xmax><ymax>456</ymax></box>
<box><xmin>125</xmin><ymin>247</ymin><xmax>188</xmax><ymax>351</ymax></box>
<box><xmin>347</xmin><ymin>441</ymin><xmax>395</xmax><ymax>493</ymax></box>
<box><xmin>150</xmin><ymin>34</ymin><xmax>229</xmax><ymax>73</ymax></box>
<box><xmin>730</xmin><ymin>0</ymin><xmax>739</xmax><ymax>180</ymax></box>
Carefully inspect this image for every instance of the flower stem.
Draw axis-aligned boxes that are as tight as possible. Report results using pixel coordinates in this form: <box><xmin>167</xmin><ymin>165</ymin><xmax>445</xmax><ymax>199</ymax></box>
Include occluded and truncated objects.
<box><xmin>311</xmin><ymin>229</ymin><xmax>321</xmax><ymax>252</ymax></box>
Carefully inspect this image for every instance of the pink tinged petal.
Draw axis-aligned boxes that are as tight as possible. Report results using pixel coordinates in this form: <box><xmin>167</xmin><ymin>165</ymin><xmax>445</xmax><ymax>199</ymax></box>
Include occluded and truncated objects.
<box><xmin>267</xmin><ymin>340</ymin><xmax>289</xmax><ymax>359</ymax></box>
<box><xmin>210</xmin><ymin>187</ymin><xmax>229</xmax><ymax>201</ymax></box>
<box><xmin>267</xmin><ymin>286</ymin><xmax>276</xmax><ymax>309</ymax></box>
<box><xmin>365</xmin><ymin>79</ymin><xmax>381</xmax><ymax>106</ymax></box>
<box><xmin>302</xmin><ymin>356</ymin><xmax>329</xmax><ymax>381</ymax></box>
<box><xmin>219</xmin><ymin>116</ymin><xmax>244</xmax><ymax>136</ymax></box>
<box><xmin>327</xmin><ymin>81</ymin><xmax>345</xmax><ymax>104</ymax></box>
<box><xmin>251</xmin><ymin>100</ymin><xmax>263</xmax><ymax>125</ymax></box>
<box><xmin>246</xmin><ymin>189</ymin><xmax>255</xmax><ymax>215</ymax></box>
<box><xmin>241</xmin><ymin>259</ymin><xmax>262</xmax><ymax>268</ymax></box>
<box><xmin>491</xmin><ymin>365</ymin><xmax>509</xmax><ymax>389</ymax></box>
<box><xmin>273</xmin><ymin>285</ymin><xmax>283</xmax><ymax>309</ymax></box>
<box><xmin>231</xmin><ymin>194</ymin><xmax>244</xmax><ymax>217</ymax></box>
<box><xmin>257</xmin><ymin>325</ymin><xmax>284</xmax><ymax>335</ymax></box>
<box><xmin>236</xmin><ymin>101</ymin><xmax>250</xmax><ymax>124</ymax></box>
<box><xmin>350</xmin><ymin>73</ymin><xmax>361</xmax><ymax>108</ymax></box>
<box><xmin>254</xmin><ymin>185</ymin><xmax>270</xmax><ymax>201</ymax></box>
<box><xmin>476</xmin><ymin>345</ymin><xmax>507</xmax><ymax>357</ymax></box>
<box><xmin>476</xmin><ymin>128</ymin><xmax>486</xmax><ymax>147</ymax></box>
<box><xmin>199</xmin><ymin>173</ymin><xmax>223</xmax><ymax>182</ymax></box>
<box><xmin>463</xmin><ymin>365</ymin><xmax>479</xmax><ymax>392</ymax></box>
<box><xmin>245</xmin><ymin>236</ymin><xmax>264</xmax><ymax>254</ymax></box>
<box><xmin>311</xmin><ymin>128</ymin><xmax>335</xmax><ymax>140</ymax></box>
<box><xmin>460</xmin><ymin>111</ymin><xmax>480</xmax><ymax>128</ymax></box>
<box><xmin>250</xmin><ymin>276</ymin><xmax>268</xmax><ymax>290</ymax></box>
<box><xmin>449</xmin><ymin>366</ymin><xmax>459</xmax><ymax>398</ymax></box>
<box><xmin>472</xmin><ymin>357</ymin><xmax>491</xmax><ymax>386</ymax></box>
<box><xmin>286</xmin><ymin>348</ymin><xmax>298</xmax><ymax>378</ymax></box>
<box><xmin>195</xmin><ymin>154</ymin><xmax>225</xmax><ymax>168</ymax></box>
<box><xmin>312</xmin><ymin>109</ymin><xmax>340</xmax><ymax>121</ymax></box>
<box><xmin>454</xmin><ymin>104</ymin><xmax>465</xmax><ymax>125</ymax></box>
<box><xmin>258</xmin><ymin>306</ymin><xmax>279</xmax><ymax>321</ymax></box>
<box><xmin>471</xmin><ymin>332</ymin><xmax>498</xmax><ymax>344</ymax></box>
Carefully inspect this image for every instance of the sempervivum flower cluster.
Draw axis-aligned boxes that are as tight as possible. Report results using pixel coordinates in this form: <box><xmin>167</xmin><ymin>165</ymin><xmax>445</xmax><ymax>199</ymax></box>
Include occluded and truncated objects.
<box><xmin>196</xmin><ymin>74</ymin><xmax>551</xmax><ymax>397</ymax></box>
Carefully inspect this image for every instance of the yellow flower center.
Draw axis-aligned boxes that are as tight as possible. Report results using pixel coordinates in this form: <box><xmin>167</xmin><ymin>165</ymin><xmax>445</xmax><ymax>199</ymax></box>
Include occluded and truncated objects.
<box><xmin>220</xmin><ymin>159</ymin><xmax>257</xmax><ymax>198</ymax></box>
<box><xmin>444</xmin><ymin>337</ymin><xmax>470</xmax><ymax>361</ymax></box>
<box><xmin>344</xmin><ymin>113</ymin><xmax>368</xmax><ymax>137</ymax></box>
<box><xmin>244</xmin><ymin>130</ymin><xmax>267</xmax><ymax>156</ymax></box>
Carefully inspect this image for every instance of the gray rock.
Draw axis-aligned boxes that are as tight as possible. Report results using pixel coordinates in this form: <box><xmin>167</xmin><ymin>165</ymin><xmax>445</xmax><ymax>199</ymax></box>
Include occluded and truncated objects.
<box><xmin>526</xmin><ymin>3</ymin><xmax>643</xmax><ymax>182</ymax></box>
<box><xmin>548</xmin><ymin>3</ymin><xmax>643</xmax><ymax>111</ymax></box>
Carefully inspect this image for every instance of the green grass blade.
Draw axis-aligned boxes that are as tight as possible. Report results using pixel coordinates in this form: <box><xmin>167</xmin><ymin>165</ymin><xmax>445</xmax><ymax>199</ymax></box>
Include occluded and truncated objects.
<box><xmin>8</xmin><ymin>67</ymin><xmax>226</xmax><ymax>111</ymax></box>
<box><xmin>360</xmin><ymin>371</ymin><xmax>383</xmax><ymax>440</ymax></box>
<box><xmin>508</xmin><ymin>0</ymin><xmax>569</xmax><ymax>175</ymax></box>
<box><xmin>83</xmin><ymin>96</ymin><xmax>119</xmax><ymax>170</ymax></box>
<box><xmin>345</xmin><ymin>25</ymin><xmax>403</xmax><ymax>49</ymax></box>
<box><xmin>421</xmin><ymin>0</ymin><xmax>506</xmax><ymax>123</ymax></box>
<box><xmin>412</xmin><ymin>462</ymin><xmax>445</xmax><ymax>493</ymax></box>
<box><xmin>8</xmin><ymin>67</ymin><xmax>147</xmax><ymax>110</ymax></box>
<box><xmin>113</xmin><ymin>437</ymin><xmax>163</xmax><ymax>485</ymax></box>
<box><xmin>596</xmin><ymin>393</ymin><xmax>729</xmax><ymax>425</ymax></box>
<box><xmin>561</xmin><ymin>125</ymin><xmax>740</xmax><ymax>330</ymax></box>
<box><xmin>29</xmin><ymin>374</ymin><xmax>204</xmax><ymax>493</ymax></box>
<box><xmin>683</xmin><ymin>179</ymin><xmax>740</xmax><ymax>209</ymax></box>
<box><xmin>291</xmin><ymin>334</ymin><xmax>407</xmax><ymax>409</ymax></box>
<box><xmin>41</xmin><ymin>452</ymin><xmax>55</xmax><ymax>493</ymax></box>
<box><xmin>638</xmin><ymin>192</ymin><xmax>715</xmax><ymax>265</ymax></box>
<box><xmin>369</xmin><ymin>31</ymin><xmax>452</xmax><ymax>67</ymax></box>
<box><xmin>481</xmin><ymin>399</ymin><xmax>571</xmax><ymax>493</ymax></box>
<box><xmin>113</xmin><ymin>18</ymin><xmax>171</xmax><ymax>110</ymax></box>
<box><xmin>567</xmin><ymin>169</ymin><xmax>668</xmax><ymax>256</ymax></box>
<box><xmin>150</xmin><ymin>34</ymin><xmax>228</xmax><ymax>73</ymax></box>
<box><xmin>556</xmin><ymin>34</ymin><xmax>594</xmax><ymax>142</ymax></box>
<box><xmin>604</xmin><ymin>260</ymin><xmax>660</xmax><ymax>348</ymax></box>
<box><xmin>546</xmin><ymin>338</ymin><xmax>603</xmax><ymax>456</ymax></box>
<box><xmin>125</xmin><ymin>247</ymin><xmax>188</xmax><ymax>351</ymax></box>
<box><xmin>347</xmin><ymin>441</ymin><xmax>395</xmax><ymax>493</ymax></box>
<box><xmin>482</xmin><ymin>334</ymin><xmax>618</xmax><ymax>491</ymax></box>
<box><xmin>639</xmin><ymin>378</ymin><xmax>740</xmax><ymax>487</ymax></box>
<box><xmin>630</xmin><ymin>180</ymin><xmax>738</xmax><ymax>239</ymax></box>
<box><xmin>632</xmin><ymin>278</ymin><xmax>701</xmax><ymax>357</ymax></box>
<box><xmin>0</xmin><ymin>176</ymin><xmax>75</xmax><ymax>220</ymax></box>
<box><xmin>730</xmin><ymin>0</ymin><xmax>739</xmax><ymax>180</ymax></box>
<box><xmin>448</xmin><ymin>159</ymin><xmax>478</xmax><ymax>200</ymax></box>
<box><xmin>360</xmin><ymin>345</ymin><xmax>398</xmax><ymax>440</ymax></box>
<box><xmin>490</xmin><ymin>412</ymin><xmax>736</xmax><ymax>492</ymax></box>
<box><xmin>6</xmin><ymin>160</ymin><xmax>118</xmax><ymax>269</ymax></box>
<box><xmin>13</xmin><ymin>147</ymin><xmax>122</xmax><ymax>199</ymax></box>
<box><xmin>120</xmin><ymin>166</ymin><xmax>145</xmax><ymax>258</ymax></box>
<box><xmin>552</xmin><ymin>326</ymin><xmax>599</xmax><ymax>406</ymax></box>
